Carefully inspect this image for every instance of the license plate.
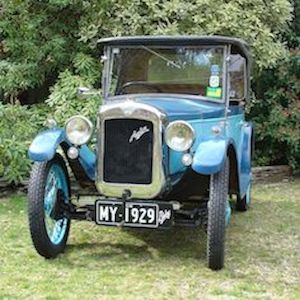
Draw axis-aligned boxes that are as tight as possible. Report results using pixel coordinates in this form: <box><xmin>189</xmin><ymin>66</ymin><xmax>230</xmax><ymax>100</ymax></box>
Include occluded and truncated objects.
<box><xmin>95</xmin><ymin>201</ymin><xmax>159</xmax><ymax>228</ymax></box>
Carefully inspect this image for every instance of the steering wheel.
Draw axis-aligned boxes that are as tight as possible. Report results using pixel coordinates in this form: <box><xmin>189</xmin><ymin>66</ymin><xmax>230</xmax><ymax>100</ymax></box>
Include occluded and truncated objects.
<box><xmin>117</xmin><ymin>81</ymin><xmax>162</xmax><ymax>94</ymax></box>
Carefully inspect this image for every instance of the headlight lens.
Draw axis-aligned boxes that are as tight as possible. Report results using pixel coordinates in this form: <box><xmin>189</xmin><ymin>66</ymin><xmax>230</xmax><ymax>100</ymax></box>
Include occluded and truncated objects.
<box><xmin>165</xmin><ymin>121</ymin><xmax>195</xmax><ymax>151</ymax></box>
<box><xmin>65</xmin><ymin>115</ymin><xmax>93</xmax><ymax>145</ymax></box>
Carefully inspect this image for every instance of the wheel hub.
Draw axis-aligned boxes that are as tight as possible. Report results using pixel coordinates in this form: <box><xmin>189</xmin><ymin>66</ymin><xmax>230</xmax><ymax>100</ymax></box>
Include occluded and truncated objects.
<box><xmin>50</xmin><ymin>189</ymin><xmax>65</xmax><ymax>221</ymax></box>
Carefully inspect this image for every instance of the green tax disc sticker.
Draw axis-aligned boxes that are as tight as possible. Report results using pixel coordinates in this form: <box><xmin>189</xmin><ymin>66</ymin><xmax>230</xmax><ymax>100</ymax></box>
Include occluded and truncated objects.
<box><xmin>206</xmin><ymin>87</ymin><xmax>222</xmax><ymax>99</ymax></box>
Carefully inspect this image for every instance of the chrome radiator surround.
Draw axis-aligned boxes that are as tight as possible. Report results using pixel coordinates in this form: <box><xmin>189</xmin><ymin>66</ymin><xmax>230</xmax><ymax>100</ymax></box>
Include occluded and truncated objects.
<box><xmin>96</xmin><ymin>99</ymin><xmax>167</xmax><ymax>199</ymax></box>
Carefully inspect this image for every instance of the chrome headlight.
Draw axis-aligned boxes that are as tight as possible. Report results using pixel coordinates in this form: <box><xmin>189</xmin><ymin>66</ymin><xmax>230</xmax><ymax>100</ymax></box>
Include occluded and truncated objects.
<box><xmin>165</xmin><ymin>121</ymin><xmax>195</xmax><ymax>151</ymax></box>
<box><xmin>65</xmin><ymin>115</ymin><xmax>93</xmax><ymax>145</ymax></box>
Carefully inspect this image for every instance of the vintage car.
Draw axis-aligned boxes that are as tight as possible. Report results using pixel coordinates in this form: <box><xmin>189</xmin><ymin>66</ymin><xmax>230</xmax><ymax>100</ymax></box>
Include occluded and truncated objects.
<box><xmin>28</xmin><ymin>36</ymin><xmax>253</xmax><ymax>270</ymax></box>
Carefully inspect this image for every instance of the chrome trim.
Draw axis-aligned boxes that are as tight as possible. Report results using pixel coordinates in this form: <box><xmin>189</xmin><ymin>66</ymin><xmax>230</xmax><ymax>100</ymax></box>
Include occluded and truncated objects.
<box><xmin>96</xmin><ymin>99</ymin><xmax>167</xmax><ymax>199</ymax></box>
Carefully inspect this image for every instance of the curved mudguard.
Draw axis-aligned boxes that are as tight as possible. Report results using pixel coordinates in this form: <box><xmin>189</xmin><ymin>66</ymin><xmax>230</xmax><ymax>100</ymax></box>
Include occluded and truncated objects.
<box><xmin>192</xmin><ymin>137</ymin><xmax>230</xmax><ymax>175</ymax></box>
<box><xmin>28</xmin><ymin>128</ymin><xmax>66</xmax><ymax>161</ymax></box>
<box><xmin>192</xmin><ymin>123</ymin><xmax>253</xmax><ymax>197</ymax></box>
<box><xmin>239</xmin><ymin>122</ymin><xmax>253</xmax><ymax>195</ymax></box>
<box><xmin>28</xmin><ymin>128</ymin><xmax>96</xmax><ymax>181</ymax></box>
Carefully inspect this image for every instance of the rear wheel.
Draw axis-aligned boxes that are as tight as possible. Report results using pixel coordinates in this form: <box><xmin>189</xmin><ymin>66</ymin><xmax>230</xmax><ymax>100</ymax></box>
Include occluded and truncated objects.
<box><xmin>236</xmin><ymin>182</ymin><xmax>251</xmax><ymax>211</ymax></box>
<box><xmin>207</xmin><ymin>158</ymin><xmax>229</xmax><ymax>270</ymax></box>
<box><xmin>28</xmin><ymin>153</ymin><xmax>71</xmax><ymax>258</ymax></box>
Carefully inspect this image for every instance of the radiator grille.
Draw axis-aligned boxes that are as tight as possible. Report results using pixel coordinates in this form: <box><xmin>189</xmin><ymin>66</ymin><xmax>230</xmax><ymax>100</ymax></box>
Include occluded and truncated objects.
<box><xmin>103</xmin><ymin>119</ymin><xmax>153</xmax><ymax>184</ymax></box>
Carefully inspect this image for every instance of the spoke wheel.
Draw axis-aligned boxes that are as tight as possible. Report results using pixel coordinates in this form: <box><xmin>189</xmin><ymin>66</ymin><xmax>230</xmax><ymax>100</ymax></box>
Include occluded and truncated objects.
<box><xmin>28</xmin><ymin>154</ymin><xmax>71</xmax><ymax>258</ymax></box>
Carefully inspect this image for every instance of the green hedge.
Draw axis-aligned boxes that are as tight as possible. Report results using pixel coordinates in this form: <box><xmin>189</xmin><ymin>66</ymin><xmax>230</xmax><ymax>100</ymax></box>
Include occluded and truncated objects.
<box><xmin>249</xmin><ymin>50</ymin><xmax>300</xmax><ymax>170</ymax></box>
<box><xmin>0</xmin><ymin>103</ymin><xmax>50</xmax><ymax>183</ymax></box>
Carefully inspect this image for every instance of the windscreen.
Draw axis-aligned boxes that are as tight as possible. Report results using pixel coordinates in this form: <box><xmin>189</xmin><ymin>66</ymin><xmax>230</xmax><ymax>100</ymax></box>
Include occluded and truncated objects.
<box><xmin>107</xmin><ymin>46</ymin><xmax>225</xmax><ymax>101</ymax></box>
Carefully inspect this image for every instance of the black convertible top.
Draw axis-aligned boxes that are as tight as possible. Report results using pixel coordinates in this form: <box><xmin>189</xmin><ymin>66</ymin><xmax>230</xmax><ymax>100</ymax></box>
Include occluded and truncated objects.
<box><xmin>98</xmin><ymin>35</ymin><xmax>251</xmax><ymax>61</ymax></box>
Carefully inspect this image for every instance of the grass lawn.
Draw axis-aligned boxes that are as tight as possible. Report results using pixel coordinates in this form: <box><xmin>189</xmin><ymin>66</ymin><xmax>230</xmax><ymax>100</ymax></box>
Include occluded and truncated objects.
<box><xmin>0</xmin><ymin>180</ymin><xmax>300</xmax><ymax>299</ymax></box>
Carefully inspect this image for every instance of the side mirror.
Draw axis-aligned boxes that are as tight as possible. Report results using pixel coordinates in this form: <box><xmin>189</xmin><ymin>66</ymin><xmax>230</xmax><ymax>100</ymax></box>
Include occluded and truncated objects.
<box><xmin>77</xmin><ymin>87</ymin><xmax>101</xmax><ymax>99</ymax></box>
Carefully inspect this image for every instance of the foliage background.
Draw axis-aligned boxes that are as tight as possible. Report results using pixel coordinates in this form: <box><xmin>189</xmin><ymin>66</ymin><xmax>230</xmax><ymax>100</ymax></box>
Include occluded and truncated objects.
<box><xmin>0</xmin><ymin>0</ymin><xmax>299</xmax><ymax>183</ymax></box>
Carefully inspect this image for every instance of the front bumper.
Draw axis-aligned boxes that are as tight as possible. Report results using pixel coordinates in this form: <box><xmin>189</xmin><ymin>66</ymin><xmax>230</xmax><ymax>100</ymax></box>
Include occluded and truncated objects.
<box><xmin>69</xmin><ymin>198</ymin><xmax>207</xmax><ymax>229</ymax></box>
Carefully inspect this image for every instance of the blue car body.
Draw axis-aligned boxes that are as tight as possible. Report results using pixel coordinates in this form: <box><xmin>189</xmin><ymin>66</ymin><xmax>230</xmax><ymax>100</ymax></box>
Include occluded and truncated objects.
<box><xmin>29</xmin><ymin>96</ymin><xmax>253</xmax><ymax>200</ymax></box>
<box><xmin>27</xmin><ymin>35</ymin><xmax>253</xmax><ymax>270</ymax></box>
<box><xmin>29</xmin><ymin>35</ymin><xmax>253</xmax><ymax>209</ymax></box>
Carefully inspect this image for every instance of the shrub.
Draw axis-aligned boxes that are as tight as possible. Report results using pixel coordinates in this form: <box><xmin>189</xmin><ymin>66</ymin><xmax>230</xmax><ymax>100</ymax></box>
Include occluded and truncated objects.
<box><xmin>0</xmin><ymin>0</ymin><xmax>84</xmax><ymax>102</ymax></box>
<box><xmin>46</xmin><ymin>70</ymin><xmax>100</xmax><ymax>125</ymax></box>
<box><xmin>0</xmin><ymin>0</ymin><xmax>293</xmax><ymax>104</ymax></box>
<box><xmin>249</xmin><ymin>50</ymin><xmax>300</xmax><ymax>170</ymax></box>
<box><xmin>46</xmin><ymin>52</ymin><xmax>101</xmax><ymax>124</ymax></box>
<box><xmin>0</xmin><ymin>103</ymin><xmax>50</xmax><ymax>183</ymax></box>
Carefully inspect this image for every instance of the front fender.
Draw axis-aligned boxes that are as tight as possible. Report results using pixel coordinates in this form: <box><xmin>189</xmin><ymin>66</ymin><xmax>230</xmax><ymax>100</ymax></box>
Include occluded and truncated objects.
<box><xmin>192</xmin><ymin>137</ymin><xmax>230</xmax><ymax>175</ymax></box>
<box><xmin>28</xmin><ymin>128</ymin><xmax>67</xmax><ymax>161</ymax></box>
<box><xmin>29</xmin><ymin>128</ymin><xmax>96</xmax><ymax>182</ymax></box>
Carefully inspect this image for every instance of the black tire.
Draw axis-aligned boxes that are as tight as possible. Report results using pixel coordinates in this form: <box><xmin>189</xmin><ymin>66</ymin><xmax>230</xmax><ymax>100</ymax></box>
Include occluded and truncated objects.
<box><xmin>207</xmin><ymin>158</ymin><xmax>229</xmax><ymax>270</ymax></box>
<box><xmin>28</xmin><ymin>153</ymin><xmax>71</xmax><ymax>259</ymax></box>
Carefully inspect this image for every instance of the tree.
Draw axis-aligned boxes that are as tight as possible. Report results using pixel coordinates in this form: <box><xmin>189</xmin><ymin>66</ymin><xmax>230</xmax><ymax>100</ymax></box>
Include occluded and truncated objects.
<box><xmin>0</xmin><ymin>0</ymin><xmax>294</xmax><ymax>103</ymax></box>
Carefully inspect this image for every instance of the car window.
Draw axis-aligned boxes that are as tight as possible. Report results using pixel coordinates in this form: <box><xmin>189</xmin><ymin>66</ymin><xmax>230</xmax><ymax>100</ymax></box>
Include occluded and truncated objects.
<box><xmin>108</xmin><ymin>46</ymin><xmax>225</xmax><ymax>102</ymax></box>
<box><xmin>229</xmin><ymin>54</ymin><xmax>246</xmax><ymax>100</ymax></box>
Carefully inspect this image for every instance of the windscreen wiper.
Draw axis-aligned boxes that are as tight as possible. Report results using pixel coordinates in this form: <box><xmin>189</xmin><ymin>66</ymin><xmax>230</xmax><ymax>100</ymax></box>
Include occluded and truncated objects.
<box><xmin>141</xmin><ymin>45</ymin><xmax>181</xmax><ymax>69</ymax></box>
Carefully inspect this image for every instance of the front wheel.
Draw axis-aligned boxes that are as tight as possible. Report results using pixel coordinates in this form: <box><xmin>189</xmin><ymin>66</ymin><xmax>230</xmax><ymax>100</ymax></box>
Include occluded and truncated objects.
<box><xmin>28</xmin><ymin>153</ymin><xmax>71</xmax><ymax>258</ymax></box>
<box><xmin>207</xmin><ymin>158</ymin><xmax>229</xmax><ymax>270</ymax></box>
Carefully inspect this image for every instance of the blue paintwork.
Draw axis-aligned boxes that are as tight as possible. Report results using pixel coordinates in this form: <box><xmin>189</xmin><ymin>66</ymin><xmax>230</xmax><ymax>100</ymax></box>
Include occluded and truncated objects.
<box><xmin>192</xmin><ymin>137</ymin><xmax>229</xmax><ymax>175</ymax></box>
<box><xmin>141</xmin><ymin>97</ymin><xmax>253</xmax><ymax>198</ymax></box>
<box><xmin>78</xmin><ymin>145</ymin><xmax>96</xmax><ymax>180</ymax></box>
<box><xmin>239</xmin><ymin>122</ymin><xmax>253</xmax><ymax>198</ymax></box>
<box><xmin>245</xmin><ymin>180</ymin><xmax>251</xmax><ymax>205</ymax></box>
<box><xmin>44</xmin><ymin>163</ymin><xmax>69</xmax><ymax>245</ymax></box>
<box><xmin>137</xmin><ymin>96</ymin><xmax>243</xmax><ymax>121</ymax></box>
<box><xmin>139</xmin><ymin>97</ymin><xmax>224</xmax><ymax>120</ymax></box>
<box><xmin>28</xmin><ymin>128</ymin><xmax>65</xmax><ymax>161</ymax></box>
<box><xmin>28</xmin><ymin>128</ymin><xmax>96</xmax><ymax>181</ymax></box>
